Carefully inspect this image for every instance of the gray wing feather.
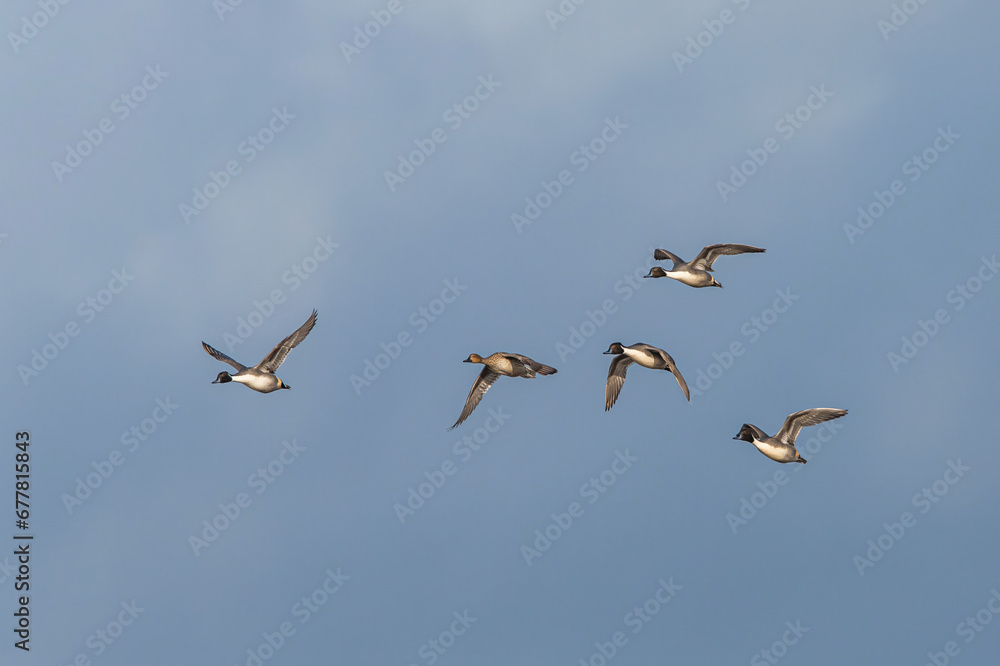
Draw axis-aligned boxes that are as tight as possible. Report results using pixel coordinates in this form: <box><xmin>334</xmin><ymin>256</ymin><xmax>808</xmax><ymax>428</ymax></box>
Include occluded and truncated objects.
<box><xmin>660</xmin><ymin>350</ymin><xmax>691</xmax><ymax>402</ymax></box>
<box><xmin>257</xmin><ymin>309</ymin><xmax>318</xmax><ymax>373</ymax></box>
<box><xmin>450</xmin><ymin>368</ymin><xmax>500</xmax><ymax>430</ymax></box>
<box><xmin>605</xmin><ymin>355</ymin><xmax>634</xmax><ymax>411</ymax></box>
<box><xmin>776</xmin><ymin>408</ymin><xmax>848</xmax><ymax>444</ymax></box>
<box><xmin>202</xmin><ymin>342</ymin><xmax>248</xmax><ymax>372</ymax></box>
<box><xmin>646</xmin><ymin>347</ymin><xmax>690</xmax><ymax>402</ymax></box>
<box><xmin>691</xmin><ymin>244</ymin><xmax>765</xmax><ymax>272</ymax></box>
<box><xmin>505</xmin><ymin>353</ymin><xmax>557</xmax><ymax>376</ymax></box>
<box><xmin>653</xmin><ymin>248</ymin><xmax>685</xmax><ymax>269</ymax></box>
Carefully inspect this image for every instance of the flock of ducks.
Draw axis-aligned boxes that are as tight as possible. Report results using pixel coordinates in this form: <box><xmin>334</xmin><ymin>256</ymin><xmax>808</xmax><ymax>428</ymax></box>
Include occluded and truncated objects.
<box><xmin>201</xmin><ymin>245</ymin><xmax>847</xmax><ymax>464</ymax></box>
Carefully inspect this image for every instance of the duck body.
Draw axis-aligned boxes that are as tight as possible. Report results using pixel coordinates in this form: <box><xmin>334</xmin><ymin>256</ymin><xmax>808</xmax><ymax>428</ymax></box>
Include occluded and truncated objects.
<box><xmin>646</xmin><ymin>264</ymin><xmax>716</xmax><ymax>288</ymax></box>
<box><xmin>216</xmin><ymin>368</ymin><xmax>288</xmax><ymax>393</ymax></box>
<box><xmin>615</xmin><ymin>343</ymin><xmax>667</xmax><ymax>369</ymax></box>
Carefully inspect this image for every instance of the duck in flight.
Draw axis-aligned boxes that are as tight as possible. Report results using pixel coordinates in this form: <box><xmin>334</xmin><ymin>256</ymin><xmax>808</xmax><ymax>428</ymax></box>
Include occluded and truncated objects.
<box><xmin>644</xmin><ymin>243</ymin><xmax>765</xmax><ymax>288</ymax></box>
<box><xmin>732</xmin><ymin>408</ymin><xmax>847</xmax><ymax>463</ymax></box>
<box><xmin>604</xmin><ymin>342</ymin><xmax>690</xmax><ymax>411</ymax></box>
<box><xmin>450</xmin><ymin>352</ymin><xmax>556</xmax><ymax>429</ymax></box>
<box><xmin>202</xmin><ymin>309</ymin><xmax>317</xmax><ymax>393</ymax></box>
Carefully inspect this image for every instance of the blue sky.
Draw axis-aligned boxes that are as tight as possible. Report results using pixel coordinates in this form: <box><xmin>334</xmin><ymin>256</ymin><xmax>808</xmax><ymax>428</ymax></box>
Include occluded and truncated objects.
<box><xmin>3</xmin><ymin>1</ymin><xmax>1000</xmax><ymax>664</ymax></box>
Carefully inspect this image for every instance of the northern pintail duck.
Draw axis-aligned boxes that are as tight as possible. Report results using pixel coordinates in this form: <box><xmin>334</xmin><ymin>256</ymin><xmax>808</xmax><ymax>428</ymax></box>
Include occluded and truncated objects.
<box><xmin>732</xmin><ymin>408</ymin><xmax>847</xmax><ymax>463</ymax></box>
<box><xmin>450</xmin><ymin>352</ymin><xmax>556</xmax><ymax>429</ymax></box>
<box><xmin>644</xmin><ymin>243</ymin><xmax>765</xmax><ymax>288</ymax></box>
<box><xmin>604</xmin><ymin>342</ymin><xmax>690</xmax><ymax>410</ymax></box>
<box><xmin>202</xmin><ymin>309</ymin><xmax>317</xmax><ymax>393</ymax></box>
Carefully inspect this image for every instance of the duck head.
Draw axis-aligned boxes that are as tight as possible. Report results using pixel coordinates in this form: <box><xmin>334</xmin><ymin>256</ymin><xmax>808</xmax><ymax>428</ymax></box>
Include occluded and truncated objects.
<box><xmin>643</xmin><ymin>267</ymin><xmax>667</xmax><ymax>279</ymax></box>
<box><xmin>603</xmin><ymin>342</ymin><xmax>625</xmax><ymax>355</ymax></box>
<box><xmin>463</xmin><ymin>354</ymin><xmax>484</xmax><ymax>364</ymax></box>
<box><xmin>732</xmin><ymin>424</ymin><xmax>759</xmax><ymax>443</ymax></box>
<box><xmin>212</xmin><ymin>371</ymin><xmax>232</xmax><ymax>384</ymax></box>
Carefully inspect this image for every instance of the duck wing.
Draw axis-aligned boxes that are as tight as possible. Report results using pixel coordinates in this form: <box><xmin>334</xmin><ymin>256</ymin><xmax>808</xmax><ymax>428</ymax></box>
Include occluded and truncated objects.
<box><xmin>605</xmin><ymin>354</ymin><xmax>635</xmax><ymax>411</ymax></box>
<box><xmin>450</xmin><ymin>368</ymin><xmax>500</xmax><ymax>430</ymax></box>
<box><xmin>504</xmin><ymin>353</ymin><xmax>557</xmax><ymax>376</ymax></box>
<box><xmin>655</xmin><ymin>348</ymin><xmax>691</xmax><ymax>402</ymax></box>
<box><xmin>202</xmin><ymin>341</ymin><xmax>248</xmax><ymax>372</ymax></box>
<box><xmin>256</xmin><ymin>309</ymin><xmax>318</xmax><ymax>373</ymax></box>
<box><xmin>653</xmin><ymin>248</ymin><xmax>686</xmax><ymax>269</ymax></box>
<box><xmin>691</xmin><ymin>244</ymin><xmax>765</xmax><ymax>272</ymax></box>
<box><xmin>775</xmin><ymin>408</ymin><xmax>848</xmax><ymax>444</ymax></box>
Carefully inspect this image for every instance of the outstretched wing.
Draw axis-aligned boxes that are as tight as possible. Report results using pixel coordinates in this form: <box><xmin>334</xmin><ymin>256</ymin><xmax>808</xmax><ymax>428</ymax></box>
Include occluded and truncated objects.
<box><xmin>202</xmin><ymin>341</ymin><xmax>247</xmax><ymax>372</ymax></box>
<box><xmin>653</xmin><ymin>248</ymin><xmax>686</xmax><ymax>269</ymax></box>
<box><xmin>691</xmin><ymin>244</ymin><xmax>765</xmax><ymax>272</ymax></box>
<box><xmin>257</xmin><ymin>309</ymin><xmax>318</xmax><ymax>373</ymax></box>
<box><xmin>776</xmin><ymin>408</ymin><xmax>848</xmax><ymax>444</ymax></box>
<box><xmin>505</xmin><ymin>353</ymin><xmax>557</xmax><ymax>376</ymax></box>
<box><xmin>450</xmin><ymin>368</ymin><xmax>500</xmax><ymax>430</ymax></box>
<box><xmin>655</xmin><ymin>348</ymin><xmax>691</xmax><ymax>402</ymax></box>
<box><xmin>605</xmin><ymin>355</ymin><xmax>634</xmax><ymax>411</ymax></box>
